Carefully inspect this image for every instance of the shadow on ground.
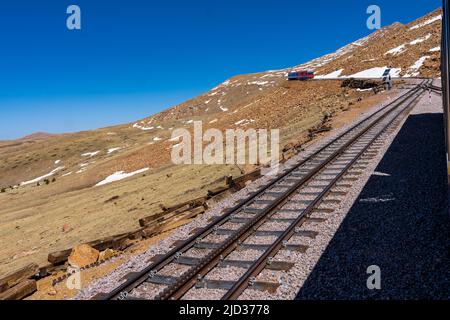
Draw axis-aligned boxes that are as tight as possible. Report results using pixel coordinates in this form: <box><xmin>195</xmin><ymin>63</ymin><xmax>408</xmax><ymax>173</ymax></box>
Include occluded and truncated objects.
<box><xmin>296</xmin><ymin>112</ymin><xmax>450</xmax><ymax>299</ymax></box>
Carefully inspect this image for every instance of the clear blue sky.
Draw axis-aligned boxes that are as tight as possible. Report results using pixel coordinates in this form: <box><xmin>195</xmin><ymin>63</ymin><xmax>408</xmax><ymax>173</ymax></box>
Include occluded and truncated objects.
<box><xmin>0</xmin><ymin>0</ymin><xmax>441</xmax><ymax>139</ymax></box>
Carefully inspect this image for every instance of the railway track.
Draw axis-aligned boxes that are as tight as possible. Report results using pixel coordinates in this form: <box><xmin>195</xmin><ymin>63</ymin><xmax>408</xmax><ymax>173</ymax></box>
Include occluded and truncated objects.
<box><xmin>428</xmin><ymin>83</ymin><xmax>442</xmax><ymax>94</ymax></box>
<box><xmin>95</xmin><ymin>80</ymin><xmax>429</xmax><ymax>300</ymax></box>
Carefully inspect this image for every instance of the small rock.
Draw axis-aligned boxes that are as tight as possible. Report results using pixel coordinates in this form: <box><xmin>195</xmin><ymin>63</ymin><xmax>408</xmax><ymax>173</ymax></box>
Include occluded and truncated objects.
<box><xmin>98</xmin><ymin>248</ymin><xmax>116</xmax><ymax>261</ymax></box>
<box><xmin>48</xmin><ymin>287</ymin><xmax>57</xmax><ymax>296</ymax></box>
<box><xmin>68</xmin><ymin>244</ymin><xmax>99</xmax><ymax>268</ymax></box>
<box><xmin>62</xmin><ymin>224</ymin><xmax>71</xmax><ymax>233</ymax></box>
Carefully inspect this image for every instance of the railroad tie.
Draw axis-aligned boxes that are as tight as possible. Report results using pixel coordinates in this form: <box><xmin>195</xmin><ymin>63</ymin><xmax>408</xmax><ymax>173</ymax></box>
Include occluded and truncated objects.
<box><xmin>195</xmin><ymin>279</ymin><xmax>280</xmax><ymax>293</ymax></box>
<box><xmin>169</xmin><ymin>255</ymin><xmax>294</xmax><ymax>271</ymax></box>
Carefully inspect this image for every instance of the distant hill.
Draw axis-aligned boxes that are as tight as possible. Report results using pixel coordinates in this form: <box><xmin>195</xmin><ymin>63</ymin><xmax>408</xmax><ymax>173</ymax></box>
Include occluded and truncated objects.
<box><xmin>19</xmin><ymin>132</ymin><xmax>58</xmax><ymax>141</ymax></box>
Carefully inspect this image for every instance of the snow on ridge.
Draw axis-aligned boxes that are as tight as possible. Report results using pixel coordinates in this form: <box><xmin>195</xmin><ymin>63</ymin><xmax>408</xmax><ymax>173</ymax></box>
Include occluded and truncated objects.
<box><xmin>21</xmin><ymin>166</ymin><xmax>65</xmax><ymax>186</ymax></box>
<box><xmin>385</xmin><ymin>44</ymin><xmax>406</xmax><ymax>56</ymax></box>
<box><xmin>95</xmin><ymin>168</ymin><xmax>150</xmax><ymax>186</ymax></box>
<box><xmin>410</xmin><ymin>33</ymin><xmax>432</xmax><ymax>45</ymax></box>
<box><xmin>409</xmin><ymin>14</ymin><xmax>442</xmax><ymax>30</ymax></box>
<box><xmin>385</xmin><ymin>34</ymin><xmax>432</xmax><ymax>56</ymax></box>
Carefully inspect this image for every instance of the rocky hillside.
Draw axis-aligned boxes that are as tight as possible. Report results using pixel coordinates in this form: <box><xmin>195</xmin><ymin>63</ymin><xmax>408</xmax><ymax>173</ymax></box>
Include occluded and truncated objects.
<box><xmin>0</xmin><ymin>8</ymin><xmax>442</xmax><ymax>189</ymax></box>
<box><xmin>0</xmin><ymin>7</ymin><xmax>443</xmax><ymax>276</ymax></box>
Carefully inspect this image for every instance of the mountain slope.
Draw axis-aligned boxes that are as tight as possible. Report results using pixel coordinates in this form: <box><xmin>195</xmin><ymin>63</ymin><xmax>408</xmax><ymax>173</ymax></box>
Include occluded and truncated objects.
<box><xmin>0</xmin><ymin>8</ymin><xmax>443</xmax><ymax>276</ymax></box>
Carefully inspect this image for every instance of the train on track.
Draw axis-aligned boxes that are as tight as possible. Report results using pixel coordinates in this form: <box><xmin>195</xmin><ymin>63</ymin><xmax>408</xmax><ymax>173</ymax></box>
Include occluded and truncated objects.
<box><xmin>287</xmin><ymin>70</ymin><xmax>315</xmax><ymax>81</ymax></box>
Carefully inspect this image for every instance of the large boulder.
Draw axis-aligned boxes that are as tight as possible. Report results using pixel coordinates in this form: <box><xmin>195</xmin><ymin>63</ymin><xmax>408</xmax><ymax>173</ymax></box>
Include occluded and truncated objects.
<box><xmin>68</xmin><ymin>244</ymin><xmax>99</xmax><ymax>268</ymax></box>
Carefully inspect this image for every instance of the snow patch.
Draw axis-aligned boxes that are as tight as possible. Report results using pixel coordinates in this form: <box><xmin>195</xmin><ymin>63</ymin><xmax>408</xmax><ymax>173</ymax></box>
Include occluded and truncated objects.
<box><xmin>21</xmin><ymin>166</ymin><xmax>65</xmax><ymax>186</ymax></box>
<box><xmin>107</xmin><ymin>147</ymin><xmax>121</xmax><ymax>154</ymax></box>
<box><xmin>133</xmin><ymin>123</ymin><xmax>154</xmax><ymax>131</ymax></box>
<box><xmin>403</xmin><ymin>56</ymin><xmax>429</xmax><ymax>77</ymax></box>
<box><xmin>430</xmin><ymin>46</ymin><xmax>441</xmax><ymax>52</ymax></box>
<box><xmin>348</xmin><ymin>67</ymin><xmax>401</xmax><ymax>78</ymax></box>
<box><xmin>315</xmin><ymin>69</ymin><xmax>344</xmax><ymax>79</ymax></box>
<box><xmin>81</xmin><ymin>151</ymin><xmax>100</xmax><ymax>157</ymax></box>
<box><xmin>235</xmin><ymin>119</ymin><xmax>255</xmax><ymax>126</ymax></box>
<box><xmin>95</xmin><ymin>168</ymin><xmax>150</xmax><ymax>186</ymax></box>
<box><xmin>385</xmin><ymin>44</ymin><xmax>406</xmax><ymax>56</ymax></box>
<box><xmin>410</xmin><ymin>33</ymin><xmax>432</xmax><ymax>45</ymax></box>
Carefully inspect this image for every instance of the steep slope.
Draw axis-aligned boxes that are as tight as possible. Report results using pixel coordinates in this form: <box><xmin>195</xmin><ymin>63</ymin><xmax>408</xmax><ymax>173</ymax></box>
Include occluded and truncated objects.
<box><xmin>0</xmin><ymin>8</ymin><xmax>442</xmax><ymax>189</ymax></box>
<box><xmin>0</xmin><ymin>8</ymin><xmax>443</xmax><ymax>276</ymax></box>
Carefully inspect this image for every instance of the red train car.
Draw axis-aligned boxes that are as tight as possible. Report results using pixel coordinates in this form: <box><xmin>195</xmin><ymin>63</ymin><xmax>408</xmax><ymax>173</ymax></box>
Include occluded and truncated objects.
<box><xmin>288</xmin><ymin>70</ymin><xmax>315</xmax><ymax>81</ymax></box>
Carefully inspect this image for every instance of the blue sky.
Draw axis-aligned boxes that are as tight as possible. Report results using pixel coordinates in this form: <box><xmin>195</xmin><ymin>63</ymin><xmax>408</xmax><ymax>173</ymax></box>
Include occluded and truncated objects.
<box><xmin>0</xmin><ymin>0</ymin><xmax>441</xmax><ymax>139</ymax></box>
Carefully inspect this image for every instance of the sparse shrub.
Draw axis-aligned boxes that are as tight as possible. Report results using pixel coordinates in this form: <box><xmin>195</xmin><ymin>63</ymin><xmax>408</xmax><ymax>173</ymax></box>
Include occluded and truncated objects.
<box><xmin>44</xmin><ymin>179</ymin><xmax>50</xmax><ymax>185</ymax></box>
<box><xmin>1</xmin><ymin>188</ymin><xmax>5</xmax><ymax>193</ymax></box>
<box><xmin>52</xmin><ymin>177</ymin><xmax>56</xmax><ymax>182</ymax></box>
<box><xmin>37</xmin><ymin>182</ymin><xmax>40</xmax><ymax>186</ymax></box>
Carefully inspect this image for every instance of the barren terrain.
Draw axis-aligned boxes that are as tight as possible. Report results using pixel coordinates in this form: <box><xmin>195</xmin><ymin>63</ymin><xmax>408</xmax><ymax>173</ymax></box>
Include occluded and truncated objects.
<box><xmin>0</xmin><ymin>8</ymin><xmax>443</xmax><ymax>282</ymax></box>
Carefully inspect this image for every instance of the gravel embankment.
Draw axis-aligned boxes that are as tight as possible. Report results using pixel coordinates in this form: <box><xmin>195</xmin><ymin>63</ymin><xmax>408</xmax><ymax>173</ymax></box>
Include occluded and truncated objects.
<box><xmin>297</xmin><ymin>80</ymin><xmax>450</xmax><ymax>299</ymax></box>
